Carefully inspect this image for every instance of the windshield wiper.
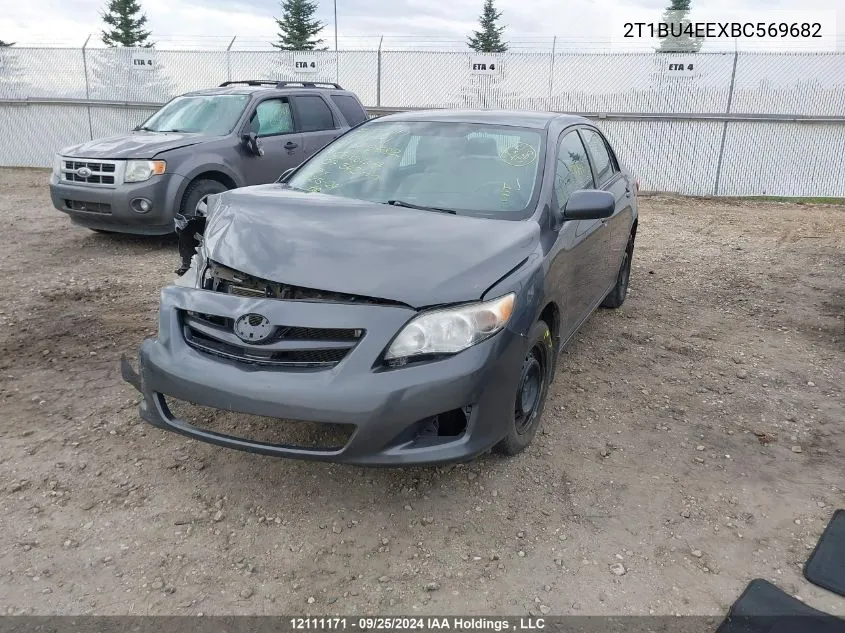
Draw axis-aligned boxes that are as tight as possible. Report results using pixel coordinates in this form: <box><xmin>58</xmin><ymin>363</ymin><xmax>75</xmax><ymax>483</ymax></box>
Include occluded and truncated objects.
<box><xmin>385</xmin><ymin>200</ymin><xmax>456</xmax><ymax>215</ymax></box>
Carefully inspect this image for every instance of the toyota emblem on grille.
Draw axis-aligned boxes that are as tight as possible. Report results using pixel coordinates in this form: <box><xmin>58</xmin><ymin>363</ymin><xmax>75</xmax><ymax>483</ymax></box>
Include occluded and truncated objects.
<box><xmin>75</xmin><ymin>166</ymin><xmax>93</xmax><ymax>178</ymax></box>
<box><xmin>234</xmin><ymin>313</ymin><xmax>272</xmax><ymax>343</ymax></box>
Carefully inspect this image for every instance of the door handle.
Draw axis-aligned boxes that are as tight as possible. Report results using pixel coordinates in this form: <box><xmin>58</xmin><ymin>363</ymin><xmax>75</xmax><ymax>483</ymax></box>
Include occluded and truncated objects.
<box><xmin>284</xmin><ymin>141</ymin><xmax>298</xmax><ymax>150</ymax></box>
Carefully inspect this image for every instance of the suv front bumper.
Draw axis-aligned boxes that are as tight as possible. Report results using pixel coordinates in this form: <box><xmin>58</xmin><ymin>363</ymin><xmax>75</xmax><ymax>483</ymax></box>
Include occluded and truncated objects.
<box><xmin>50</xmin><ymin>172</ymin><xmax>184</xmax><ymax>235</ymax></box>
<box><xmin>121</xmin><ymin>286</ymin><xmax>526</xmax><ymax>466</ymax></box>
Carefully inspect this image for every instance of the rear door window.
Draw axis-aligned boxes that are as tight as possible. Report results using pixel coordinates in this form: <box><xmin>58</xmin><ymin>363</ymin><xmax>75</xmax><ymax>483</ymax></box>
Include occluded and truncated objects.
<box><xmin>331</xmin><ymin>95</ymin><xmax>368</xmax><ymax>126</ymax></box>
<box><xmin>292</xmin><ymin>95</ymin><xmax>336</xmax><ymax>132</ymax></box>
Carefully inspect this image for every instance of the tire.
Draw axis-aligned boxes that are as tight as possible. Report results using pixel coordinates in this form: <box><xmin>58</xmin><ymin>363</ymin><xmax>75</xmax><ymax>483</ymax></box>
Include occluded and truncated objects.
<box><xmin>601</xmin><ymin>233</ymin><xmax>635</xmax><ymax>309</ymax></box>
<box><xmin>494</xmin><ymin>320</ymin><xmax>554</xmax><ymax>457</ymax></box>
<box><xmin>180</xmin><ymin>178</ymin><xmax>228</xmax><ymax>216</ymax></box>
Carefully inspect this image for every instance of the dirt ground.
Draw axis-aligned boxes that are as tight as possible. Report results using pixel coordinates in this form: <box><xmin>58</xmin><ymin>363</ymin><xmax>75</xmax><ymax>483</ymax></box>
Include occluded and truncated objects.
<box><xmin>0</xmin><ymin>167</ymin><xmax>843</xmax><ymax>618</ymax></box>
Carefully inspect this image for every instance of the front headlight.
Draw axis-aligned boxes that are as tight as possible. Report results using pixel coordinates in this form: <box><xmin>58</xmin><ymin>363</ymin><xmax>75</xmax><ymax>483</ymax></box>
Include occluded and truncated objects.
<box><xmin>384</xmin><ymin>293</ymin><xmax>515</xmax><ymax>362</ymax></box>
<box><xmin>125</xmin><ymin>160</ymin><xmax>166</xmax><ymax>183</ymax></box>
<box><xmin>53</xmin><ymin>154</ymin><xmax>62</xmax><ymax>176</ymax></box>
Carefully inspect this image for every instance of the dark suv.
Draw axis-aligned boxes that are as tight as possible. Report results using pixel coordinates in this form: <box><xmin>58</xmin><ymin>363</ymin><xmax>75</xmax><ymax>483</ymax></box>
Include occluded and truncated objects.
<box><xmin>49</xmin><ymin>81</ymin><xmax>368</xmax><ymax>235</ymax></box>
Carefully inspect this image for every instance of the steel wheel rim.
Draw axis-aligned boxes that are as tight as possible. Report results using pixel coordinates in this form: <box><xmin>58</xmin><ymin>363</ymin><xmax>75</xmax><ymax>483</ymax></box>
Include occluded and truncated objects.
<box><xmin>514</xmin><ymin>345</ymin><xmax>546</xmax><ymax>435</ymax></box>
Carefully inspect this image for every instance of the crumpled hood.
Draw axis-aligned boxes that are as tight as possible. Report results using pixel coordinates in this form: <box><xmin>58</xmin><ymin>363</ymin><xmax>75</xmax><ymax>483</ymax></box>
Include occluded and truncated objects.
<box><xmin>61</xmin><ymin>131</ymin><xmax>211</xmax><ymax>159</ymax></box>
<box><xmin>201</xmin><ymin>185</ymin><xmax>539</xmax><ymax>308</ymax></box>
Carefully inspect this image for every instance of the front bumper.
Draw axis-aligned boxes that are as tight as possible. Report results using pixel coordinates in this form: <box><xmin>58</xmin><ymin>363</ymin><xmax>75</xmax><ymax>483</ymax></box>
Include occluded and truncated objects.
<box><xmin>49</xmin><ymin>172</ymin><xmax>184</xmax><ymax>235</ymax></box>
<box><xmin>122</xmin><ymin>286</ymin><xmax>526</xmax><ymax>466</ymax></box>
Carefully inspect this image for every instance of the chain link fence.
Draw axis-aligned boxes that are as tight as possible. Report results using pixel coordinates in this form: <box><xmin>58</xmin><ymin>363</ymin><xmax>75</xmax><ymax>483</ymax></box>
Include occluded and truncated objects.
<box><xmin>1</xmin><ymin>46</ymin><xmax>844</xmax><ymax>196</ymax></box>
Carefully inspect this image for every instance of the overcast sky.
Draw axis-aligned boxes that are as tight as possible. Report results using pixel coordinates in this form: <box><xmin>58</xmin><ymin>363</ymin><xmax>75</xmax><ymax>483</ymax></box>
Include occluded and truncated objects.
<box><xmin>0</xmin><ymin>0</ymin><xmax>841</xmax><ymax>49</ymax></box>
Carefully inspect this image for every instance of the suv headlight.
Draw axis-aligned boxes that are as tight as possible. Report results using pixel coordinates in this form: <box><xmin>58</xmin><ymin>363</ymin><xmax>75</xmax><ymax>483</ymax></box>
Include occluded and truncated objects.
<box><xmin>125</xmin><ymin>160</ymin><xmax>166</xmax><ymax>183</ymax></box>
<box><xmin>53</xmin><ymin>154</ymin><xmax>62</xmax><ymax>176</ymax></box>
<box><xmin>384</xmin><ymin>293</ymin><xmax>515</xmax><ymax>362</ymax></box>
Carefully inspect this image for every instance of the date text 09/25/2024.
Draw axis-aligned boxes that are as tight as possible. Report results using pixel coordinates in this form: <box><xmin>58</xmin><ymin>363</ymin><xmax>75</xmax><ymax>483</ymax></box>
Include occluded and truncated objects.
<box><xmin>290</xmin><ymin>618</ymin><xmax>547</xmax><ymax>631</ymax></box>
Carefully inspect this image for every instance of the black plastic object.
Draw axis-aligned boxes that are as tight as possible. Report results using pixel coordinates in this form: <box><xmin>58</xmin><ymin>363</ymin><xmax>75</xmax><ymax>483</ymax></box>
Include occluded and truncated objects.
<box><xmin>716</xmin><ymin>579</ymin><xmax>845</xmax><ymax>633</ymax></box>
<box><xmin>805</xmin><ymin>509</ymin><xmax>845</xmax><ymax>597</ymax></box>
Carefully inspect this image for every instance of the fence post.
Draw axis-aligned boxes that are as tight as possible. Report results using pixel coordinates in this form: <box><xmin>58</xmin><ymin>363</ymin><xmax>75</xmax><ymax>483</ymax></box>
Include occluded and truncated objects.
<box><xmin>713</xmin><ymin>50</ymin><xmax>739</xmax><ymax>196</ymax></box>
<box><xmin>226</xmin><ymin>36</ymin><xmax>236</xmax><ymax>83</ymax></box>
<box><xmin>81</xmin><ymin>34</ymin><xmax>93</xmax><ymax>140</ymax></box>
<box><xmin>548</xmin><ymin>36</ymin><xmax>557</xmax><ymax>107</ymax></box>
<box><xmin>376</xmin><ymin>35</ymin><xmax>383</xmax><ymax>107</ymax></box>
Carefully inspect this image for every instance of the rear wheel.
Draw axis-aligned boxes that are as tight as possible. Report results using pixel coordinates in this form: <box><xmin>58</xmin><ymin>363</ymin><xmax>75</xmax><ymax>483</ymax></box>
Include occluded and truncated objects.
<box><xmin>601</xmin><ymin>233</ymin><xmax>635</xmax><ymax>309</ymax></box>
<box><xmin>494</xmin><ymin>321</ymin><xmax>553</xmax><ymax>457</ymax></box>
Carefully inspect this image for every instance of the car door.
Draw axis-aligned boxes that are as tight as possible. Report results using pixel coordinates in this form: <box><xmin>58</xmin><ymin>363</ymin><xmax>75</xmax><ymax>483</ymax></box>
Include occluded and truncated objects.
<box><xmin>241</xmin><ymin>97</ymin><xmax>304</xmax><ymax>185</ymax></box>
<box><xmin>579</xmin><ymin>127</ymin><xmax>633</xmax><ymax>292</ymax></box>
<box><xmin>291</xmin><ymin>94</ymin><xmax>343</xmax><ymax>158</ymax></box>
<box><xmin>546</xmin><ymin>128</ymin><xmax>611</xmax><ymax>343</ymax></box>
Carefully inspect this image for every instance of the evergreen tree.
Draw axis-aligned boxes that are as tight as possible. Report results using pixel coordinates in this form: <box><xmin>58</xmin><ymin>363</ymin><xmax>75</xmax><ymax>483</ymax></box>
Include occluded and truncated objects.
<box><xmin>657</xmin><ymin>0</ymin><xmax>703</xmax><ymax>53</ymax></box>
<box><xmin>272</xmin><ymin>0</ymin><xmax>326</xmax><ymax>51</ymax></box>
<box><xmin>100</xmin><ymin>0</ymin><xmax>153</xmax><ymax>48</ymax></box>
<box><xmin>467</xmin><ymin>0</ymin><xmax>508</xmax><ymax>54</ymax></box>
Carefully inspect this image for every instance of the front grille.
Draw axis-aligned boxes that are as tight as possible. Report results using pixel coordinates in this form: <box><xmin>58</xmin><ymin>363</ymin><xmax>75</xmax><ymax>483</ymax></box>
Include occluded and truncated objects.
<box><xmin>64</xmin><ymin>199</ymin><xmax>112</xmax><ymax>214</ymax></box>
<box><xmin>203</xmin><ymin>260</ymin><xmax>404</xmax><ymax>306</ymax></box>
<box><xmin>182</xmin><ymin>311</ymin><xmax>363</xmax><ymax>369</ymax></box>
<box><xmin>61</xmin><ymin>159</ymin><xmax>120</xmax><ymax>187</ymax></box>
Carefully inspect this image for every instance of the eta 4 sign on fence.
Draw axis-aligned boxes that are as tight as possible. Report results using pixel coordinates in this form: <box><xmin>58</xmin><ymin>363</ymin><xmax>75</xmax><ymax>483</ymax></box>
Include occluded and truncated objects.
<box><xmin>130</xmin><ymin>53</ymin><xmax>155</xmax><ymax>71</ymax></box>
<box><xmin>294</xmin><ymin>57</ymin><xmax>319</xmax><ymax>73</ymax></box>
<box><xmin>470</xmin><ymin>56</ymin><xmax>501</xmax><ymax>75</ymax></box>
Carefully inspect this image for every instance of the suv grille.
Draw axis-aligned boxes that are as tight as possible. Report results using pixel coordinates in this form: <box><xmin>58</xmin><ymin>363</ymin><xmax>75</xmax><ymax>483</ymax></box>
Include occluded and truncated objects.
<box><xmin>61</xmin><ymin>159</ymin><xmax>120</xmax><ymax>187</ymax></box>
<box><xmin>182</xmin><ymin>311</ymin><xmax>364</xmax><ymax>369</ymax></box>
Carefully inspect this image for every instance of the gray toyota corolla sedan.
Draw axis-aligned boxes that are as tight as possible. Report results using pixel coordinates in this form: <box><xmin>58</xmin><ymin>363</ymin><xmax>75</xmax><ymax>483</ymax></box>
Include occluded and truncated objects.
<box><xmin>122</xmin><ymin>110</ymin><xmax>639</xmax><ymax>466</ymax></box>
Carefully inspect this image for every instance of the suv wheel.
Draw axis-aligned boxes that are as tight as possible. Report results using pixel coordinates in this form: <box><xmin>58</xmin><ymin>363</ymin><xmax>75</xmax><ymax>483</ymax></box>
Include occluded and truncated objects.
<box><xmin>181</xmin><ymin>179</ymin><xmax>228</xmax><ymax>216</ymax></box>
<box><xmin>494</xmin><ymin>320</ymin><xmax>553</xmax><ymax>457</ymax></box>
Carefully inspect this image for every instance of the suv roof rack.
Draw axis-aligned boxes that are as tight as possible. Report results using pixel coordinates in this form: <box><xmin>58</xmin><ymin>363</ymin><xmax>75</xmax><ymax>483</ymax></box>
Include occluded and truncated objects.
<box><xmin>219</xmin><ymin>80</ymin><xmax>344</xmax><ymax>89</ymax></box>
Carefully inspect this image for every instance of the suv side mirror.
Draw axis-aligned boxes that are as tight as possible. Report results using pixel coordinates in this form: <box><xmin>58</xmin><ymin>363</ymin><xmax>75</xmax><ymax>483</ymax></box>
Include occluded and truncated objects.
<box><xmin>241</xmin><ymin>131</ymin><xmax>264</xmax><ymax>157</ymax></box>
<box><xmin>563</xmin><ymin>190</ymin><xmax>615</xmax><ymax>221</ymax></box>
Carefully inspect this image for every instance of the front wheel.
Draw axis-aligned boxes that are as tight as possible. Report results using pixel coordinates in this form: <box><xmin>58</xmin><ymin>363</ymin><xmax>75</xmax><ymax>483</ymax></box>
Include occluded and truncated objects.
<box><xmin>494</xmin><ymin>320</ymin><xmax>554</xmax><ymax>457</ymax></box>
<box><xmin>176</xmin><ymin>179</ymin><xmax>228</xmax><ymax>274</ymax></box>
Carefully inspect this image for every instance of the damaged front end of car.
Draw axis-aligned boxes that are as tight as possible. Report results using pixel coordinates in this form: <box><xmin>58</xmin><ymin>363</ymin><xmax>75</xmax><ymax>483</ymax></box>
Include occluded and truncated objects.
<box><xmin>121</xmin><ymin>187</ymin><xmax>536</xmax><ymax>465</ymax></box>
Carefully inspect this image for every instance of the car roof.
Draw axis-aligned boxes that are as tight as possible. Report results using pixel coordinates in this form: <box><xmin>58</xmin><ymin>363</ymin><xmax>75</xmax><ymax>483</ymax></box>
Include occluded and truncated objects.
<box><xmin>376</xmin><ymin>109</ymin><xmax>589</xmax><ymax>129</ymax></box>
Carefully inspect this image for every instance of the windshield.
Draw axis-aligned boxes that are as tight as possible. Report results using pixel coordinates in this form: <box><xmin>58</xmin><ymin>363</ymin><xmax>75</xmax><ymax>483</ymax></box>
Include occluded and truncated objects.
<box><xmin>287</xmin><ymin>120</ymin><xmax>544</xmax><ymax>217</ymax></box>
<box><xmin>139</xmin><ymin>94</ymin><xmax>249</xmax><ymax>135</ymax></box>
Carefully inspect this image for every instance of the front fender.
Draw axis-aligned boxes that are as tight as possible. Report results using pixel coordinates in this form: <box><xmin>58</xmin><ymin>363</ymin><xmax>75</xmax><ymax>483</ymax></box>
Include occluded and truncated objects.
<box><xmin>482</xmin><ymin>252</ymin><xmax>547</xmax><ymax>341</ymax></box>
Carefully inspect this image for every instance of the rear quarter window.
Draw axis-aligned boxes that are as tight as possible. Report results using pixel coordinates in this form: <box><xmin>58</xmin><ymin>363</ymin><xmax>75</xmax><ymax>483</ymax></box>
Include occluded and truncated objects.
<box><xmin>331</xmin><ymin>95</ymin><xmax>368</xmax><ymax>126</ymax></box>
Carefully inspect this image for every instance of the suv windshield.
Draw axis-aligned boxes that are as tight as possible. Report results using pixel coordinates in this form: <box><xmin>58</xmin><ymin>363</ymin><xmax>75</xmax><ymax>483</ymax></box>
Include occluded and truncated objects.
<box><xmin>287</xmin><ymin>120</ymin><xmax>544</xmax><ymax>217</ymax></box>
<box><xmin>139</xmin><ymin>94</ymin><xmax>249</xmax><ymax>135</ymax></box>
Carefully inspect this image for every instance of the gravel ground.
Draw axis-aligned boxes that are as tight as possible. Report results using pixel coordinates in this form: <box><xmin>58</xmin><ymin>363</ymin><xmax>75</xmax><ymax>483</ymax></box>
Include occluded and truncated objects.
<box><xmin>0</xmin><ymin>167</ymin><xmax>843</xmax><ymax>617</ymax></box>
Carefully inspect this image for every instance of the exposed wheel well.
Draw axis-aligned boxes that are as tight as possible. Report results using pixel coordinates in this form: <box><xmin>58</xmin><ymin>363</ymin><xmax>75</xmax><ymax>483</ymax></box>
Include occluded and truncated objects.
<box><xmin>193</xmin><ymin>171</ymin><xmax>237</xmax><ymax>190</ymax></box>
<box><xmin>538</xmin><ymin>302</ymin><xmax>560</xmax><ymax>350</ymax></box>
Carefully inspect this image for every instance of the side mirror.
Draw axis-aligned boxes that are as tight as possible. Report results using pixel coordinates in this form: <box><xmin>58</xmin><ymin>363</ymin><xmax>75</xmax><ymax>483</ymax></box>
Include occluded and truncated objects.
<box><xmin>241</xmin><ymin>131</ymin><xmax>264</xmax><ymax>157</ymax></box>
<box><xmin>563</xmin><ymin>190</ymin><xmax>615</xmax><ymax>221</ymax></box>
